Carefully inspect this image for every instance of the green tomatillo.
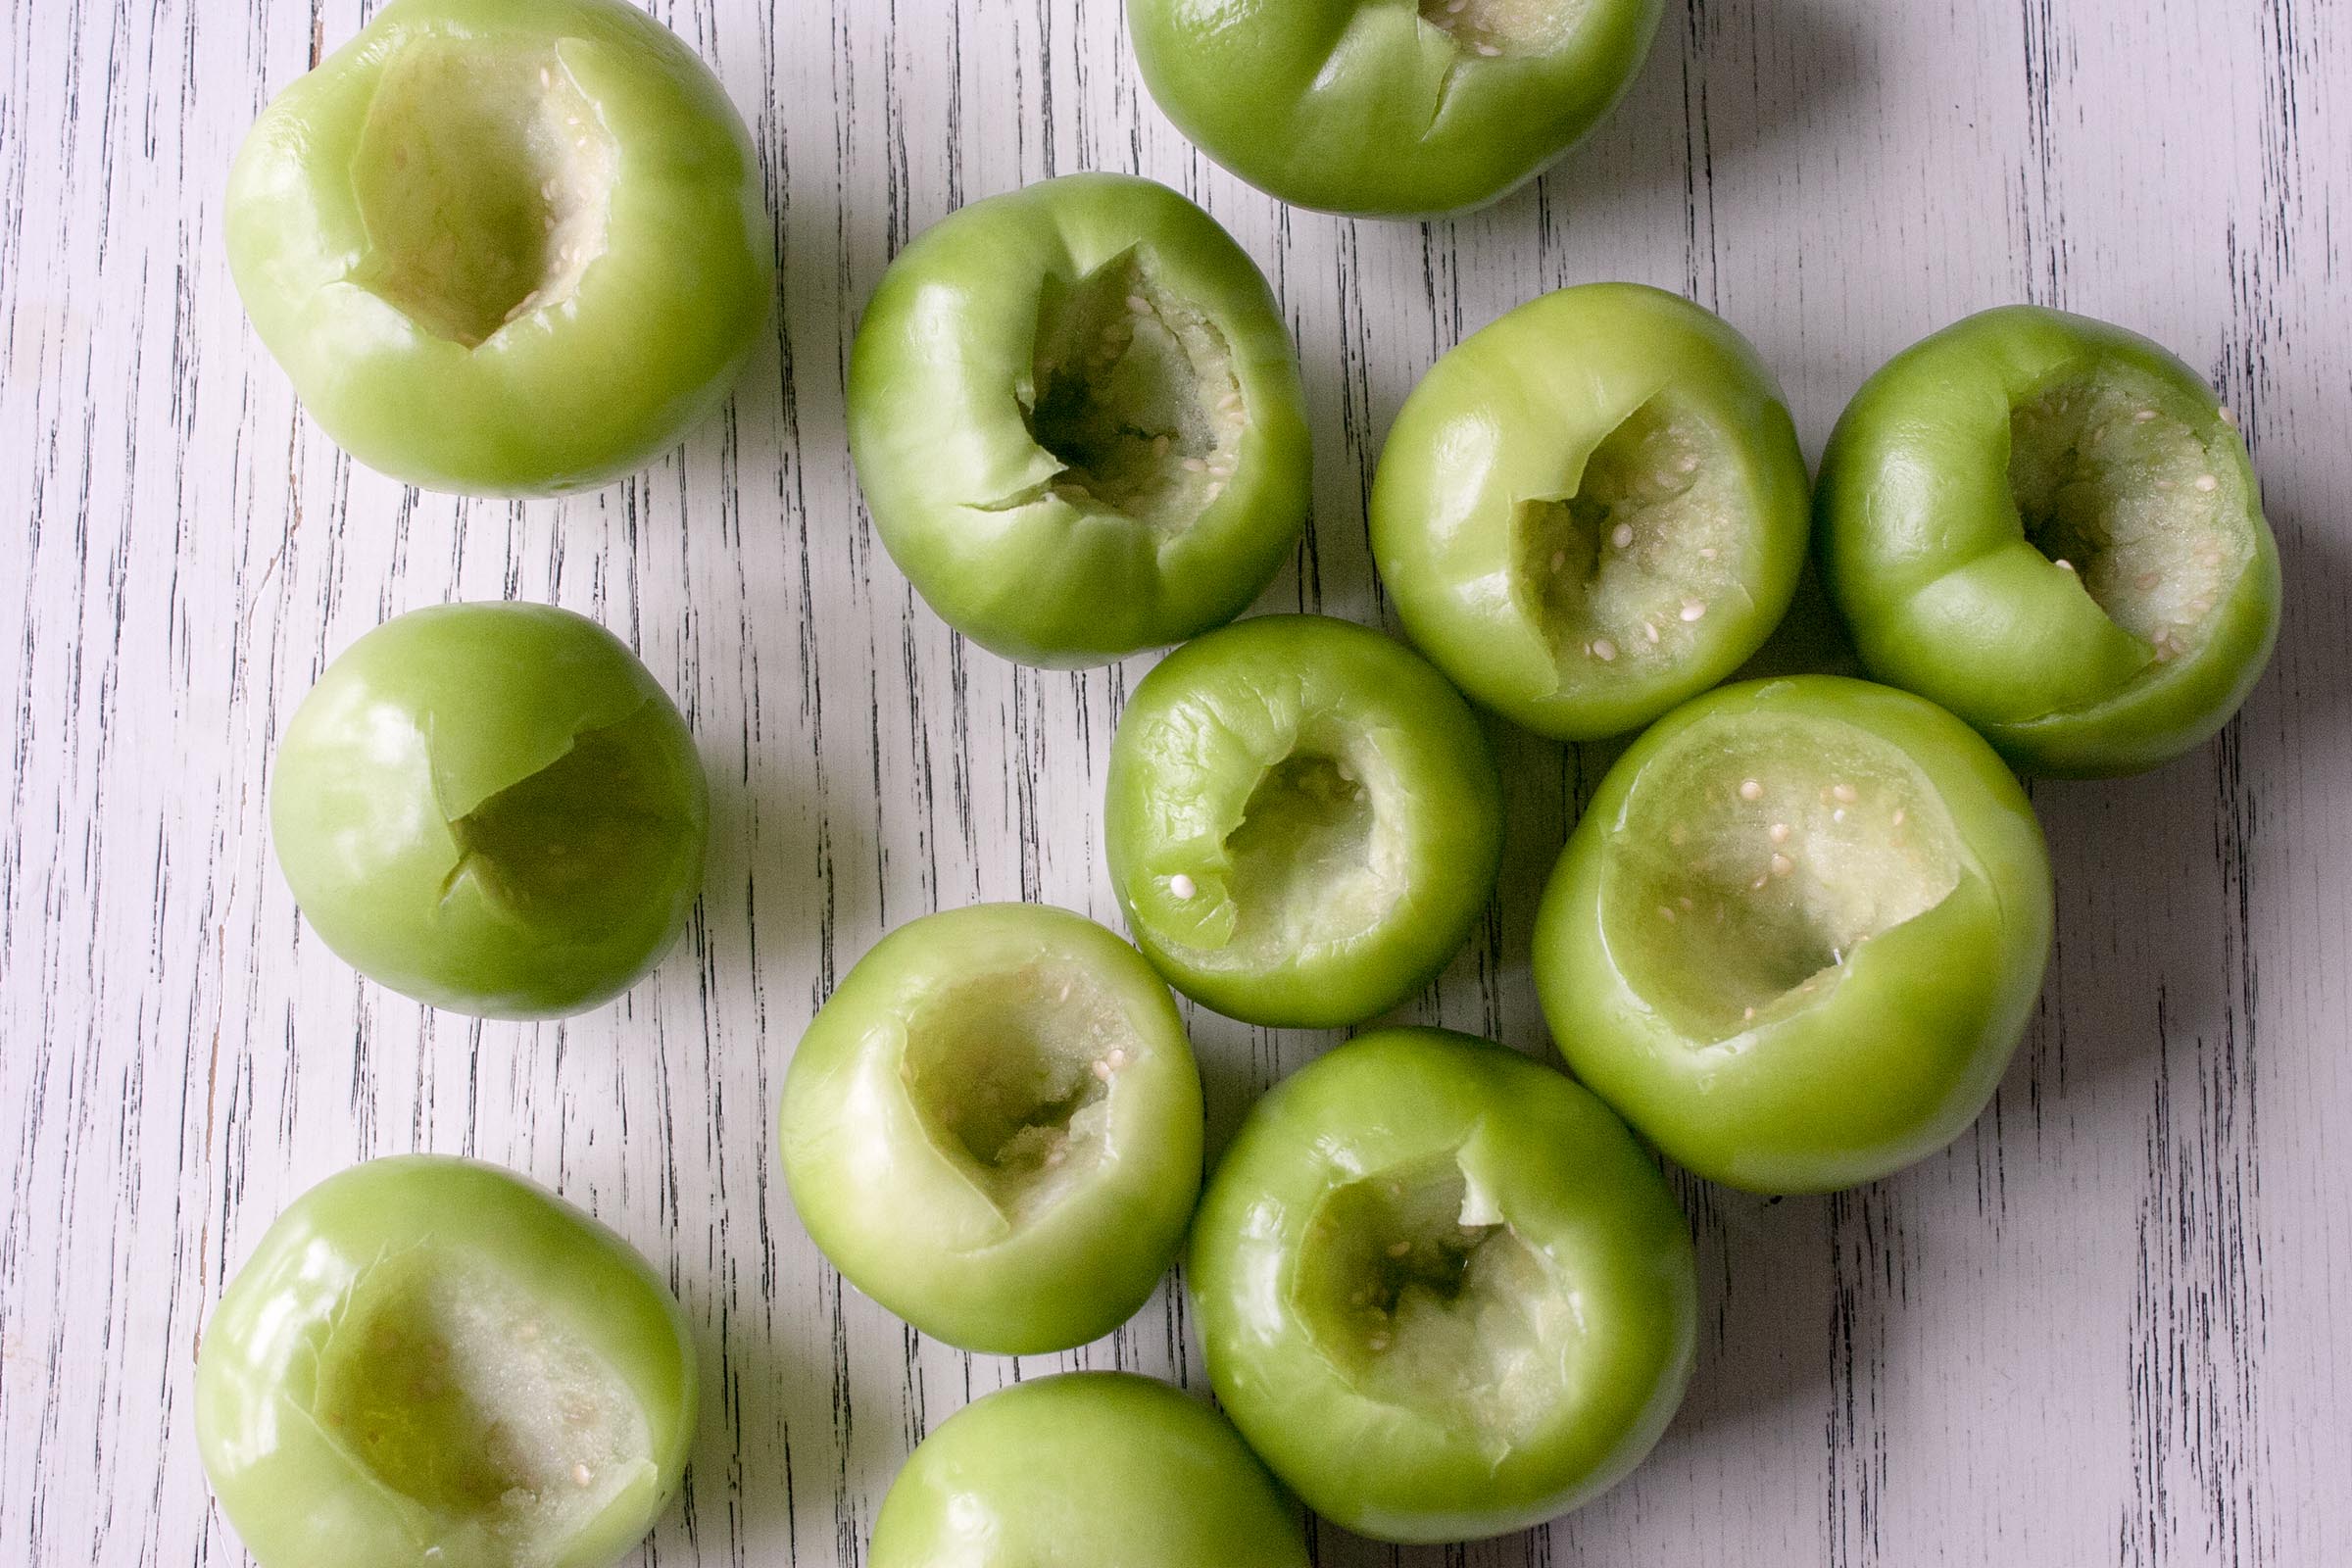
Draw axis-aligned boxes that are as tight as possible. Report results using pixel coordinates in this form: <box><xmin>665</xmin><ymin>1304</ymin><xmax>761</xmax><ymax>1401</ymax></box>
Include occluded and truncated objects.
<box><xmin>778</xmin><ymin>904</ymin><xmax>1204</xmax><ymax>1354</ymax></box>
<box><xmin>1190</xmin><ymin>1027</ymin><xmax>1698</xmax><ymax>1544</ymax></box>
<box><xmin>1105</xmin><ymin>614</ymin><xmax>1502</xmax><ymax>1029</ymax></box>
<box><xmin>1534</xmin><ymin>676</ymin><xmax>2054</xmax><ymax>1194</ymax></box>
<box><xmin>196</xmin><ymin>1155</ymin><xmax>697</xmax><ymax>1568</ymax></box>
<box><xmin>868</xmin><ymin>1373</ymin><xmax>1308</xmax><ymax>1568</ymax></box>
<box><xmin>226</xmin><ymin>0</ymin><xmax>773</xmax><ymax>495</ymax></box>
<box><xmin>1372</xmin><ymin>283</ymin><xmax>1812</xmax><ymax>741</ymax></box>
<box><xmin>847</xmin><ymin>173</ymin><xmax>1312</xmax><ymax>666</ymax></box>
<box><xmin>270</xmin><ymin>602</ymin><xmax>709</xmax><ymax>1020</ymax></box>
<box><xmin>1127</xmin><ymin>0</ymin><xmax>1665</xmax><ymax>218</ymax></box>
<box><xmin>1816</xmin><ymin>306</ymin><xmax>2281</xmax><ymax>776</ymax></box>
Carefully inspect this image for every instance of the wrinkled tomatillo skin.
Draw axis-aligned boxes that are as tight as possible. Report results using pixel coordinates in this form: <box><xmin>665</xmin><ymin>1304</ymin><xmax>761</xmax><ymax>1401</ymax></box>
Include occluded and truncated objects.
<box><xmin>226</xmin><ymin>0</ymin><xmax>773</xmax><ymax>495</ymax></box>
<box><xmin>1535</xmin><ymin>677</ymin><xmax>2054</xmax><ymax>1194</ymax></box>
<box><xmin>197</xmin><ymin>1156</ymin><xmax>696</xmax><ymax>1568</ymax></box>
<box><xmin>1127</xmin><ymin>0</ymin><xmax>1664</xmax><ymax>218</ymax></box>
<box><xmin>270</xmin><ymin>603</ymin><xmax>709</xmax><ymax>1020</ymax></box>
<box><xmin>1106</xmin><ymin>615</ymin><xmax>1502</xmax><ymax>1029</ymax></box>
<box><xmin>1816</xmin><ymin>306</ymin><xmax>2281</xmax><ymax>776</ymax></box>
<box><xmin>779</xmin><ymin>904</ymin><xmax>1204</xmax><ymax>1354</ymax></box>
<box><xmin>1373</xmin><ymin>283</ymin><xmax>1811</xmax><ymax>741</ymax></box>
<box><xmin>848</xmin><ymin>173</ymin><xmax>1311</xmax><ymax>666</ymax></box>
<box><xmin>867</xmin><ymin>1374</ymin><xmax>1308</xmax><ymax>1568</ymax></box>
<box><xmin>1190</xmin><ymin>1028</ymin><xmax>1697</xmax><ymax>1544</ymax></box>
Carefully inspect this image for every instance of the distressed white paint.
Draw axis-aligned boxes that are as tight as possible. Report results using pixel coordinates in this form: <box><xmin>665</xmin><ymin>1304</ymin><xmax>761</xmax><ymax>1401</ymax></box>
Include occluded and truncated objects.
<box><xmin>3</xmin><ymin>0</ymin><xmax>2348</xmax><ymax>1563</ymax></box>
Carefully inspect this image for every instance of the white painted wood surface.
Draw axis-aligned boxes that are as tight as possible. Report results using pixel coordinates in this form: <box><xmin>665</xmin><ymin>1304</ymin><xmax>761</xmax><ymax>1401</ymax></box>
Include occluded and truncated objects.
<box><xmin>4</xmin><ymin>0</ymin><xmax>2347</xmax><ymax>1562</ymax></box>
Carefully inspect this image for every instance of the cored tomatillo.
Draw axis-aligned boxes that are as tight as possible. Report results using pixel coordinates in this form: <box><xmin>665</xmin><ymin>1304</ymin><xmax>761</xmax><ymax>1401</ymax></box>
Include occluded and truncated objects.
<box><xmin>196</xmin><ymin>1156</ymin><xmax>696</xmax><ymax>1568</ymax></box>
<box><xmin>1535</xmin><ymin>676</ymin><xmax>2055</xmax><ymax>1194</ymax></box>
<box><xmin>848</xmin><ymin>173</ymin><xmax>1311</xmax><ymax>666</ymax></box>
<box><xmin>1105</xmin><ymin>615</ymin><xmax>1503</xmax><ymax>1029</ymax></box>
<box><xmin>1816</xmin><ymin>306</ymin><xmax>2281</xmax><ymax>776</ymax></box>
<box><xmin>868</xmin><ymin>1374</ymin><xmax>1307</xmax><ymax>1568</ymax></box>
<box><xmin>778</xmin><ymin>904</ymin><xmax>1203</xmax><ymax>1354</ymax></box>
<box><xmin>270</xmin><ymin>603</ymin><xmax>709</xmax><ymax>1020</ymax></box>
<box><xmin>1372</xmin><ymin>283</ymin><xmax>1811</xmax><ymax>740</ymax></box>
<box><xmin>1127</xmin><ymin>0</ymin><xmax>1666</xmax><ymax>217</ymax></box>
<box><xmin>226</xmin><ymin>0</ymin><xmax>773</xmax><ymax>495</ymax></box>
<box><xmin>1189</xmin><ymin>1028</ymin><xmax>1697</xmax><ymax>1544</ymax></box>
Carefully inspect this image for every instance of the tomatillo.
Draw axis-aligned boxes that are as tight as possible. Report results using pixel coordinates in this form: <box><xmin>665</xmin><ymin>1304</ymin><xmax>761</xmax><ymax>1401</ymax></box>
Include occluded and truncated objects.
<box><xmin>1105</xmin><ymin>614</ymin><xmax>1502</xmax><ymax>1029</ymax></box>
<box><xmin>868</xmin><ymin>1373</ymin><xmax>1308</xmax><ymax>1568</ymax></box>
<box><xmin>196</xmin><ymin>1155</ymin><xmax>696</xmax><ymax>1568</ymax></box>
<box><xmin>778</xmin><ymin>904</ymin><xmax>1204</xmax><ymax>1354</ymax></box>
<box><xmin>847</xmin><ymin>173</ymin><xmax>1311</xmax><ymax>666</ymax></box>
<box><xmin>1534</xmin><ymin>676</ymin><xmax>2054</xmax><ymax>1194</ymax></box>
<box><xmin>1816</xmin><ymin>306</ymin><xmax>2282</xmax><ymax>776</ymax></box>
<box><xmin>226</xmin><ymin>0</ymin><xmax>772</xmax><ymax>495</ymax></box>
<box><xmin>270</xmin><ymin>602</ymin><xmax>709</xmax><ymax>1020</ymax></box>
<box><xmin>1372</xmin><ymin>283</ymin><xmax>1811</xmax><ymax>741</ymax></box>
<box><xmin>1126</xmin><ymin>0</ymin><xmax>1665</xmax><ymax>218</ymax></box>
<box><xmin>1190</xmin><ymin>1027</ymin><xmax>1697</xmax><ymax>1544</ymax></box>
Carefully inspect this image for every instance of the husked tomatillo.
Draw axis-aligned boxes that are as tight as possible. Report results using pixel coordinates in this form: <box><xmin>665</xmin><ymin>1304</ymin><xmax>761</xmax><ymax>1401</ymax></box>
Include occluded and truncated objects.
<box><xmin>1816</xmin><ymin>305</ymin><xmax>2280</xmax><ymax>776</ymax></box>
<box><xmin>1190</xmin><ymin>1028</ymin><xmax>1697</xmax><ymax>1544</ymax></box>
<box><xmin>1373</xmin><ymin>283</ymin><xmax>1811</xmax><ymax>741</ymax></box>
<box><xmin>848</xmin><ymin>173</ymin><xmax>1311</xmax><ymax>666</ymax></box>
<box><xmin>779</xmin><ymin>904</ymin><xmax>1203</xmax><ymax>1353</ymax></box>
<box><xmin>270</xmin><ymin>602</ymin><xmax>708</xmax><ymax>1020</ymax></box>
<box><xmin>868</xmin><ymin>1374</ymin><xmax>1307</xmax><ymax>1568</ymax></box>
<box><xmin>1105</xmin><ymin>615</ymin><xmax>1503</xmax><ymax>1028</ymax></box>
<box><xmin>197</xmin><ymin>1156</ymin><xmax>697</xmax><ymax>1568</ymax></box>
<box><xmin>226</xmin><ymin>0</ymin><xmax>772</xmax><ymax>494</ymax></box>
<box><xmin>1128</xmin><ymin>0</ymin><xmax>1666</xmax><ymax>217</ymax></box>
<box><xmin>1535</xmin><ymin>676</ymin><xmax>2055</xmax><ymax>1193</ymax></box>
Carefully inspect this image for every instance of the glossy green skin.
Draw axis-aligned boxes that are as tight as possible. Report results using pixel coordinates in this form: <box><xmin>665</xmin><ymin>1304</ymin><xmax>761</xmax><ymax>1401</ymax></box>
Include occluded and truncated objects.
<box><xmin>847</xmin><ymin>173</ymin><xmax>1312</xmax><ymax>666</ymax></box>
<box><xmin>1190</xmin><ymin>1028</ymin><xmax>1698</xmax><ymax>1544</ymax></box>
<box><xmin>778</xmin><ymin>904</ymin><xmax>1204</xmax><ymax>1354</ymax></box>
<box><xmin>271</xmin><ymin>603</ymin><xmax>709</xmax><ymax>1019</ymax></box>
<box><xmin>1372</xmin><ymin>283</ymin><xmax>1812</xmax><ymax>740</ymax></box>
<box><xmin>1817</xmin><ymin>306</ymin><xmax>2282</xmax><ymax>776</ymax></box>
<box><xmin>1105</xmin><ymin>615</ymin><xmax>1502</xmax><ymax>1028</ymax></box>
<box><xmin>1535</xmin><ymin>677</ymin><xmax>2054</xmax><ymax>1194</ymax></box>
<box><xmin>226</xmin><ymin>0</ymin><xmax>772</xmax><ymax>495</ymax></box>
<box><xmin>197</xmin><ymin>1156</ymin><xmax>697</xmax><ymax>1568</ymax></box>
<box><xmin>1128</xmin><ymin>0</ymin><xmax>1663</xmax><ymax>217</ymax></box>
<box><xmin>868</xmin><ymin>1373</ymin><xmax>1307</xmax><ymax>1568</ymax></box>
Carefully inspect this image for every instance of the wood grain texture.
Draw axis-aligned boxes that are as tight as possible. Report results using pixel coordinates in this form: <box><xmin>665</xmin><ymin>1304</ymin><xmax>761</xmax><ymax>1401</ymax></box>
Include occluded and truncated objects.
<box><xmin>3</xmin><ymin>0</ymin><xmax>2347</xmax><ymax>1563</ymax></box>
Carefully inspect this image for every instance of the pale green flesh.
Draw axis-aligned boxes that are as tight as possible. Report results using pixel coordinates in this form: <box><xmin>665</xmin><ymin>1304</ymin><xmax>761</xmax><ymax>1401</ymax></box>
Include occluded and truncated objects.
<box><xmin>442</xmin><ymin>707</ymin><xmax>695</xmax><ymax>930</ymax></box>
<box><xmin>1223</xmin><ymin>752</ymin><xmax>1389</xmax><ymax>954</ymax></box>
<box><xmin>1292</xmin><ymin>1155</ymin><xmax>1568</xmax><ymax>1446</ymax></box>
<box><xmin>349</xmin><ymin>39</ymin><xmax>617</xmax><ymax>349</ymax></box>
<box><xmin>1604</xmin><ymin>716</ymin><xmax>1965</xmax><ymax>1040</ymax></box>
<box><xmin>1018</xmin><ymin>249</ymin><xmax>1245</xmax><ymax>528</ymax></box>
<box><xmin>1195</xmin><ymin>737</ymin><xmax>1406</xmax><ymax>963</ymax></box>
<box><xmin>312</xmin><ymin>1250</ymin><xmax>649</xmax><ymax>1543</ymax></box>
<box><xmin>1417</xmin><ymin>0</ymin><xmax>1589</xmax><ymax>56</ymax></box>
<box><xmin>2008</xmin><ymin>366</ymin><xmax>2254</xmax><ymax>664</ymax></box>
<box><xmin>1514</xmin><ymin>396</ymin><xmax>1749</xmax><ymax>683</ymax></box>
<box><xmin>897</xmin><ymin>964</ymin><xmax>1128</xmax><ymax>1220</ymax></box>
